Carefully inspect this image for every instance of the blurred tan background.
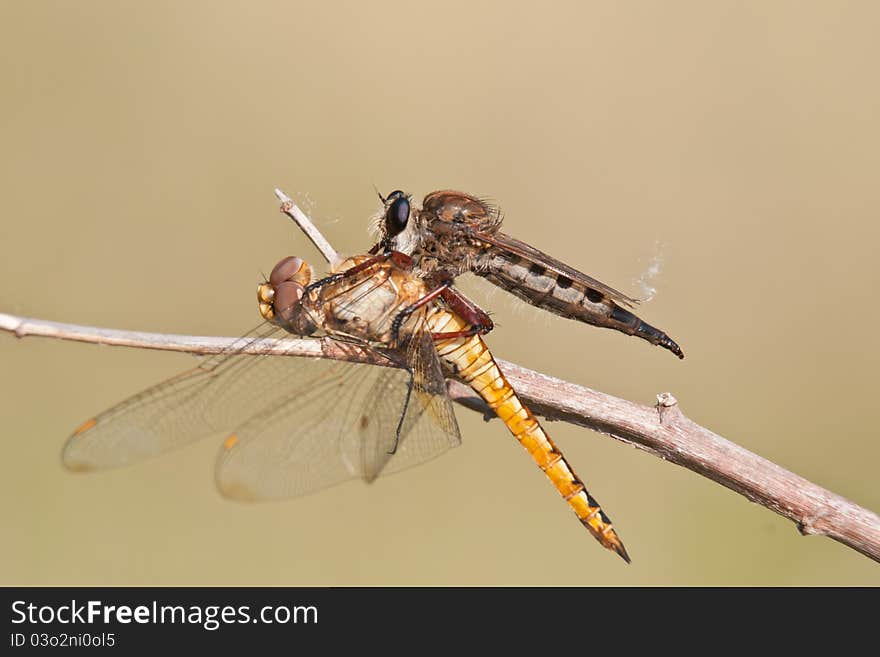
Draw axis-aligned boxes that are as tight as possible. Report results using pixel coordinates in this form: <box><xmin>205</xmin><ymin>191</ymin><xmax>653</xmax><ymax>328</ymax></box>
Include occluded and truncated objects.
<box><xmin>1</xmin><ymin>1</ymin><xmax>878</xmax><ymax>585</ymax></box>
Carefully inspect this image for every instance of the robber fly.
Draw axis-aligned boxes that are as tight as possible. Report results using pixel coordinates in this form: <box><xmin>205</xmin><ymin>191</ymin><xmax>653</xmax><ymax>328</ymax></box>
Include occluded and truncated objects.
<box><xmin>371</xmin><ymin>189</ymin><xmax>684</xmax><ymax>359</ymax></box>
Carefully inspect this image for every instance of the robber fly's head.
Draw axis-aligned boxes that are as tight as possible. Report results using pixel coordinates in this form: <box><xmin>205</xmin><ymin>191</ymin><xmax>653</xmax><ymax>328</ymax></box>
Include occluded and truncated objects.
<box><xmin>370</xmin><ymin>188</ymin><xmax>418</xmax><ymax>255</ymax></box>
<box><xmin>382</xmin><ymin>190</ymin><xmax>411</xmax><ymax>238</ymax></box>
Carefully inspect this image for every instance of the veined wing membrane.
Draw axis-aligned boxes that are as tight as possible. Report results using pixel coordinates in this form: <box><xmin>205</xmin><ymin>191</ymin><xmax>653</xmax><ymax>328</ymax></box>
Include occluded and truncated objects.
<box><xmin>63</xmin><ymin>263</ymin><xmax>399</xmax><ymax>472</ymax></box>
<box><xmin>214</xmin><ymin>336</ymin><xmax>461</xmax><ymax>501</ymax></box>
<box><xmin>476</xmin><ymin>231</ymin><xmax>640</xmax><ymax>308</ymax></box>
<box><xmin>396</xmin><ymin>331</ymin><xmax>459</xmax><ymax>448</ymax></box>
<box><xmin>62</xmin><ymin>321</ymin><xmax>322</xmax><ymax>471</ymax></box>
<box><xmin>66</xmin><ymin>251</ymin><xmax>461</xmax><ymax>497</ymax></box>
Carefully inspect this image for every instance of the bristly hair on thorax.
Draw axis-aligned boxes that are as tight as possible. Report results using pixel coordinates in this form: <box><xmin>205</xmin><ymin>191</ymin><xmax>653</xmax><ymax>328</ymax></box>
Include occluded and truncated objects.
<box><xmin>371</xmin><ymin>190</ymin><xmax>504</xmax><ymax>279</ymax></box>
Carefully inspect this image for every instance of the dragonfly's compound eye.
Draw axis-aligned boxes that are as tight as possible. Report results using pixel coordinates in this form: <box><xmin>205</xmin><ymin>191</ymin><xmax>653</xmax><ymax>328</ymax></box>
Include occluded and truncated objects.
<box><xmin>262</xmin><ymin>256</ymin><xmax>316</xmax><ymax>332</ymax></box>
<box><xmin>269</xmin><ymin>256</ymin><xmax>308</xmax><ymax>287</ymax></box>
<box><xmin>272</xmin><ymin>281</ymin><xmax>317</xmax><ymax>335</ymax></box>
<box><xmin>384</xmin><ymin>191</ymin><xmax>411</xmax><ymax>238</ymax></box>
<box><xmin>273</xmin><ymin>281</ymin><xmax>304</xmax><ymax>319</ymax></box>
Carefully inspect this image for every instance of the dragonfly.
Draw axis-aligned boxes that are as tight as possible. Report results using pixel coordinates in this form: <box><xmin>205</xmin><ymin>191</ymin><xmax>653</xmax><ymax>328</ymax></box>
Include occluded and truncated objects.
<box><xmin>371</xmin><ymin>189</ymin><xmax>685</xmax><ymax>359</ymax></box>
<box><xmin>63</xmin><ymin>250</ymin><xmax>630</xmax><ymax>562</ymax></box>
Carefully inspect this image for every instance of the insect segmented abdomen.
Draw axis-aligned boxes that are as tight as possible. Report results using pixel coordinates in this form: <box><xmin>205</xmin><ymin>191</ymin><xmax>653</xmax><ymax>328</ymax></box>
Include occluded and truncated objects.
<box><xmin>427</xmin><ymin>309</ymin><xmax>630</xmax><ymax>562</ymax></box>
<box><xmin>480</xmin><ymin>252</ymin><xmax>684</xmax><ymax>360</ymax></box>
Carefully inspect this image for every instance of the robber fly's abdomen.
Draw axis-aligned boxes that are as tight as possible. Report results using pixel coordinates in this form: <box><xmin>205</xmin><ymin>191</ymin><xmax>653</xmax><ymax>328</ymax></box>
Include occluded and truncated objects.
<box><xmin>426</xmin><ymin>308</ymin><xmax>630</xmax><ymax>562</ymax></box>
<box><xmin>479</xmin><ymin>252</ymin><xmax>684</xmax><ymax>359</ymax></box>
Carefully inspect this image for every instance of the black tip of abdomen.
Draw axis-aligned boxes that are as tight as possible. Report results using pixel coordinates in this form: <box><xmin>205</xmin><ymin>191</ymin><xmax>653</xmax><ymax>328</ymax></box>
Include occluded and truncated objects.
<box><xmin>659</xmin><ymin>334</ymin><xmax>685</xmax><ymax>359</ymax></box>
<box><xmin>610</xmin><ymin>306</ymin><xmax>685</xmax><ymax>359</ymax></box>
<box><xmin>640</xmin><ymin>321</ymin><xmax>685</xmax><ymax>359</ymax></box>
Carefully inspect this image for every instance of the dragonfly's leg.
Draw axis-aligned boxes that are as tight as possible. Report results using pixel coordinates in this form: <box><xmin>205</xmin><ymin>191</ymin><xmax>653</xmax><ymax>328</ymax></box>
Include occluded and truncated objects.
<box><xmin>438</xmin><ymin>287</ymin><xmax>494</xmax><ymax>336</ymax></box>
<box><xmin>386</xmin><ymin>369</ymin><xmax>415</xmax><ymax>457</ymax></box>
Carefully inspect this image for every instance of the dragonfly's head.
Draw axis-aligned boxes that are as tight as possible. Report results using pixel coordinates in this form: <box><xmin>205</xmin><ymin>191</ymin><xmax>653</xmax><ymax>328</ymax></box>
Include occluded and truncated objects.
<box><xmin>258</xmin><ymin>256</ymin><xmax>317</xmax><ymax>335</ymax></box>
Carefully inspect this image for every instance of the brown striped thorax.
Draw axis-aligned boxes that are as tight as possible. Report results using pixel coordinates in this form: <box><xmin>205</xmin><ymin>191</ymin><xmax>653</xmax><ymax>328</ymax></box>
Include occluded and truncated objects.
<box><xmin>373</xmin><ymin>189</ymin><xmax>685</xmax><ymax>359</ymax></box>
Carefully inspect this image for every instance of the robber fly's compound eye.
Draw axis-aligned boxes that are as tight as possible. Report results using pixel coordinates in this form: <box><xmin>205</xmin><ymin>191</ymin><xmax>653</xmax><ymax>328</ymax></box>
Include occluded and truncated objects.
<box><xmin>384</xmin><ymin>190</ymin><xmax>411</xmax><ymax>238</ymax></box>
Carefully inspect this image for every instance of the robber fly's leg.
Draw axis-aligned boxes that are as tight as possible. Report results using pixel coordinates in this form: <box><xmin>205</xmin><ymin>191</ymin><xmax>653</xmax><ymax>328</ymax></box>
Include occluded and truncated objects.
<box><xmin>305</xmin><ymin>251</ymin><xmax>412</xmax><ymax>295</ymax></box>
<box><xmin>390</xmin><ymin>280</ymin><xmax>452</xmax><ymax>346</ymax></box>
<box><xmin>391</xmin><ymin>268</ymin><xmax>495</xmax><ymax>344</ymax></box>
<box><xmin>430</xmin><ymin>327</ymin><xmax>491</xmax><ymax>340</ymax></box>
<box><xmin>429</xmin><ymin>289</ymin><xmax>496</xmax><ymax>340</ymax></box>
<box><xmin>438</xmin><ymin>287</ymin><xmax>494</xmax><ymax>336</ymax></box>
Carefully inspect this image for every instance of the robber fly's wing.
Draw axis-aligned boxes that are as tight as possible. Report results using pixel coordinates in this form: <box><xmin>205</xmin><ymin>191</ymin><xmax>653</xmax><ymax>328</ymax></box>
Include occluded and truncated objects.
<box><xmin>62</xmin><ymin>321</ymin><xmax>319</xmax><ymax>471</ymax></box>
<box><xmin>474</xmin><ymin>231</ymin><xmax>640</xmax><ymax>308</ymax></box>
<box><xmin>214</xmin><ymin>340</ymin><xmax>462</xmax><ymax>501</ymax></box>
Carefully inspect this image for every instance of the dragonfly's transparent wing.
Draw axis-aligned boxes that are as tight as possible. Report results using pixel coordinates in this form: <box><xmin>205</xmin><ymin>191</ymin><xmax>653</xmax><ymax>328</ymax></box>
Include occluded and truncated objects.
<box><xmin>391</xmin><ymin>330</ymin><xmax>460</xmax><ymax>467</ymax></box>
<box><xmin>355</xmin><ymin>331</ymin><xmax>462</xmax><ymax>483</ymax></box>
<box><xmin>63</xmin><ymin>321</ymin><xmax>315</xmax><ymax>471</ymax></box>
<box><xmin>66</xmin><ymin>252</ymin><xmax>462</xmax><ymax>499</ymax></box>
<box><xmin>215</xmin><ymin>340</ymin><xmax>462</xmax><ymax>501</ymax></box>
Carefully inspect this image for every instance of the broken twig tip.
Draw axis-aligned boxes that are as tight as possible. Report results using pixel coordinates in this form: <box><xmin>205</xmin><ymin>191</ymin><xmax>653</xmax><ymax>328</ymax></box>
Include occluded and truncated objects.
<box><xmin>655</xmin><ymin>392</ymin><xmax>679</xmax><ymax>424</ymax></box>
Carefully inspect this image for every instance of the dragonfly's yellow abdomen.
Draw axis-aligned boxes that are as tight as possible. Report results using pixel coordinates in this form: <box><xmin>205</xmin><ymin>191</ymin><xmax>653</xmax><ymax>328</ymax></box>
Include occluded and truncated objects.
<box><xmin>427</xmin><ymin>308</ymin><xmax>630</xmax><ymax>562</ymax></box>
